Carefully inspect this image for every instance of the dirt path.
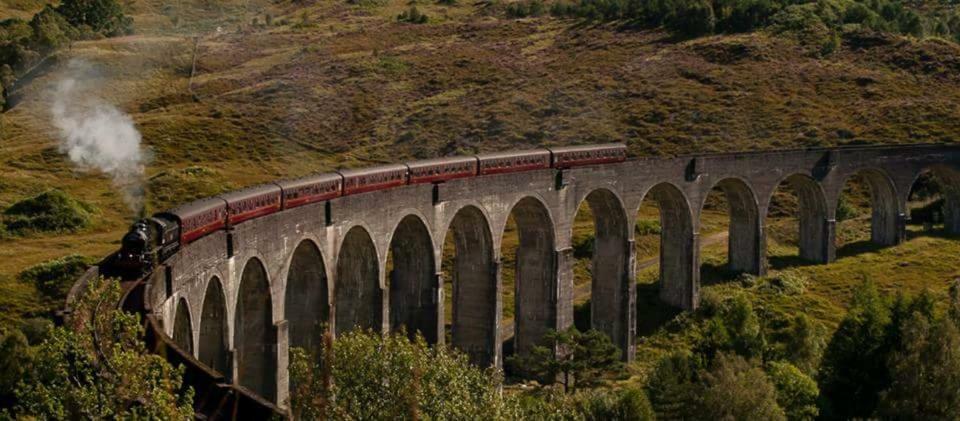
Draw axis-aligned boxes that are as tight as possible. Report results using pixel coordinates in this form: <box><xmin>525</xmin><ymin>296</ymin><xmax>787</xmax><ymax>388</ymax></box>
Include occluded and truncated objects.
<box><xmin>500</xmin><ymin>231</ymin><xmax>729</xmax><ymax>340</ymax></box>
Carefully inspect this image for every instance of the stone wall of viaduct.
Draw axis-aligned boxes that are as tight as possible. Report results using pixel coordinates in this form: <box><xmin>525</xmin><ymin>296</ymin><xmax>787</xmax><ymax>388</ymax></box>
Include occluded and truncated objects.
<box><xmin>143</xmin><ymin>144</ymin><xmax>960</xmax><ymax>405</ymax></box>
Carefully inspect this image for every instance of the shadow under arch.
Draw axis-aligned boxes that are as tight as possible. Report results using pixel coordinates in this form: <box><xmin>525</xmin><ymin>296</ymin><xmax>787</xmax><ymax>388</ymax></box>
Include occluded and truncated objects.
<box><xmin>443</xmin><ymin>205</ymin><xmax>498</xmax><ymax>367</ymax></box>
<box><xmin>199</xmin><ymin>276</ymin><xmax>229</xmax><ymax>374</ymax></box>
<box><xmin>573</xmin><ymin>188</ymin><xmax>631</xmax><ymax>358</ymax></box>
<box><xmin>840</xmin><ymin>168</ymin><xmax>901</xmax><ymax>248</ymax></box>
<box><xmin>504</xmin><ymin>196</ymin><xmax>557</xmax><ymax>357</ymax></box>
<box><xmin>285</xmin><ymin>240</ymin><xmax>328</xmax><ymax>357</ymax></box>
<box><xmin>766</xmin><ymin>173</ymin><xmax>830</xmax><ymax>266</ymax></box>
<box><xmin>641</xmin><ymin>182</ymin><xmax>696</xmax><ymax>310</ymax></box>
<box><xmin>335</xmin><ymin>226</ymin><xmax>381</xmax><ymax>335</ymax></box>
<box><xmin>173</xmin><ymin>297</ymin><xmax>194</xmax><ymax>355</ymax></box>
<box><xmin>701</xmin><ymin>177</ymin><xmax>762</xmax><ymax>275</ymax></box>
<box><xmin>389</xmin><ymin>214</ymin><xmax>438</xmax><ymax>343</ymax></box>
<box><xmin>235</xmin><ymin>258</ymin><xmax>277</xmax><ymax>401</ymax></box>
<box><xmin>908</xmin><ymin>164</ymin><xmax>960</xmax><ymax>235</ymax></box>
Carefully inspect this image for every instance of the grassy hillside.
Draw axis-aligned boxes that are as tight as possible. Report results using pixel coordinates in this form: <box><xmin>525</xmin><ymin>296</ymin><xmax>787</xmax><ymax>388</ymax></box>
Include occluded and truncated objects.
<box><xmin>1</xmin><ymin>0</ymin><xmax>959</xmax><ymax>328</ymax></box>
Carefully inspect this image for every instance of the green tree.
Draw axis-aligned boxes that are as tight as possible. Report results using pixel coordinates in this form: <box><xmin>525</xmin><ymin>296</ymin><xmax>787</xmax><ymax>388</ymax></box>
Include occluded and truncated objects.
<box><xmin>289</xmin><ymin>331</ymin><xmax>507</xmax><ymax>420</ymax></box>
<box><xmin>0</xmin><ymin>329</ymin><xmax>30</xmax><ymax>407</ymax></box>
<box><xmin>645</xmin><ymin>352</ymin><xmax>702</xmax><ymax>419</ymax></box>
<box><xmin>507</xmin><ymin>327</ymin><xmax>622</xmax><ymax>392</ymax></box>
<box><xmin>56</xmin><ymin>0</ymin><xmax>132</xmax><ymax>35</ymax></box>
<box><xmin>877</xmin><ymin>314</ymin><xmax>960</xmax><ymax>419</ymax></box>
<box><xmin>697</xmin><ymin>293</ymin><xmax>765</xmax><ymax>361</ymax></box>
<box><xmin>767</xmin><ymin>361</ymin><xmax>819</xmax><ymax>421</ymax></box>
<box><xmin>700</xmin><ymin>353</ymin><xmax>786</xmax><ymax>421</ymax></box>
<box><xmin>817</xmin><ymin>279</ymin><xmax>892</xmax><ymax>419</ymax></box>
<box><xmin>575</xmin><ymin>387</ymin><xmax>655</xmax><ymax>421</ymax></box>
<box><xmin>779</xmin><ymin>314</ymin><xmax>825</xmax><ymax>375</ymax></box>
<box><xmin>13</xmin><ymin>277</ymin><xmax>194</xmax><ymax>419</ymax></box>
<box><xmin>29</xmin><ymin>5</ymin><xmax>77</xmax><ymax>53</ymax></box>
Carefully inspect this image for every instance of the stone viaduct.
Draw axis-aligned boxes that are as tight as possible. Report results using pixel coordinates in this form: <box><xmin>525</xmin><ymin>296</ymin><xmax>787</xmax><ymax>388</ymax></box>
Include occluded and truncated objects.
<box><xmin>141</xmin><ymin>143</ymin><xmax>960</xmax><ymax>406</ymax></box>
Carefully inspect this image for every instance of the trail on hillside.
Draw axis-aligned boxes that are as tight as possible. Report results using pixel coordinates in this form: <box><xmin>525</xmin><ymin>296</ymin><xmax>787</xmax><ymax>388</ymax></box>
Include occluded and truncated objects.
<box><xmin>499</xmin><ymin>231</ymin><xmax>730</xmax><ymax>340</ymax></box>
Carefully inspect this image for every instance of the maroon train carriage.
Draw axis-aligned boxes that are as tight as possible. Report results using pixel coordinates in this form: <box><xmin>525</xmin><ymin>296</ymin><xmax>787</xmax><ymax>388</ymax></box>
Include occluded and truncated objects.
<box><xmin>549</xmin><ymin>143</ymin><xmax>627</xmax><ymax>169</ymax></box>
<box><xmin>477</xmin><ymin>149</ymin><xmax>552</xmax><ymax>176</ymax></box>
<box><xmin>338</xmin><ymin>164</ymin><xmax>409</xmax><ymax>195</ymax></box>
<box><xmin>221</xmin><ymin>184</ymin><xmax>282</xmax><ymax>227</ymax></box>
<box><xmin>277</xmin><ymin>173</ymin><xmax>343</xmax><ymax>209</ymax></box>
<box><xmin>156</xmin><ymin>197</ymin><xmax>228</xmax><ymax>245</ymax></box>
<box><xmin>406</xmin><ymin>156</ymin><xmax>479</xmax><ymax>185</ymax></box>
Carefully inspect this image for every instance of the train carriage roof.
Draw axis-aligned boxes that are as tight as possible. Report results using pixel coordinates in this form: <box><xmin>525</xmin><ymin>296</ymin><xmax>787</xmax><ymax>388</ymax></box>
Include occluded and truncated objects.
<box><xmin>219</xmin><ymin>184</ymin><xmax>282</xmax><ymax>204</ymax></box>
<box><xmin>156</xmin><ymin>197</ymin><xmax>227</xmax><ymax>221</ymax></box>
<box><xmin>547</xmin><ymin>143</ymin><xmax>627</xmax><ymax>155</ymax></box>
<box><xmin>406</xmin><ymin>156</ymin><xmax>478</xmax><ymax>171</ymax></box>
<box><xmin>338</xmin><ymin>163</ymin><xmax>409</xmax><ymax>179</ymax></box>
<box><xmin>476</xmin><ymin>148</ymin><xmax>551</xmax><ymax>161</ymax></box>
<box><xmin>276</xmin><ymin>173</ymin><xmax>343</xmax><ymax>191</ymax></box>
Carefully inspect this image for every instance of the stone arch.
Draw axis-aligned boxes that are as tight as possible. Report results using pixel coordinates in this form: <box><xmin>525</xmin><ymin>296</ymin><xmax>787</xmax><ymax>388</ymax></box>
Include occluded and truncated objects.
<box><xmin>702</xmin><ymin>178</ymin><xmax>762</xmax><ymax>274</ymax></box>
<box><xmin>235</xmin><ymin>258</ymin><xmax>277</xmax><ymax>401</ymax></box>
<box><xmin>388</xmin><ymin>215</ymin><xmax>438</xmax><ymax>343</ymax></box>
<box><xmin>640</xmin><ymin>183</ymin><xmax>697</xmax><ymax>310</ymax></box>
<box><xmin>444</xmin><ymin>205</ymin><xmax>498</xmax><ymax>367</ymax></box>
<box><xmin>504</xmin><ymin>196</ymin><xmax>557</xmax><ymax>357</ymax></box>
<box><xmin>908</xmin><ymin>165</ymin><xmax>960</xmax><ymax>234</ymax></box>
<box><xmin>199</xmin><ymin>277</ymin><xmax>229</xmax><ymax>374</ymax></box>
<box><xmin>840</xmin><ymin>169</ymin><xmax>901</xmax><ymax>246</ymax></box>
<box><xmin>767</xmin><ymin>174</ymin><xmax>830</xmax><ymax>263</ymax></box>
<box><xmin>574</xmin><ymin>188</ymin><xmax>631</xmax><ymax>357</ymax></box>
<box><xmin>284</xmin><ymin>240</ymin><xmax>329</xmax><ymax>357</ymax></box>
<box><xmin>173</xmin><ymin>297</ymin><xmax>194</xmax><ymax>355</ymax></box>
<box><xmin>335</xmin><ymin>226</ymin><xmax>382</xmax><ymax>334</ymax></box>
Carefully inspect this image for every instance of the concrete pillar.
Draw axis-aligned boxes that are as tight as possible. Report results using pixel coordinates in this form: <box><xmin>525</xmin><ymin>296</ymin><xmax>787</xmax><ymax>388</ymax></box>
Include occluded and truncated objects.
<box><xmin>623</xmin><ymin>239</ymin><xmax>637</xmax><ymax>362</ymax></box>
<box><xmin>556</xmin><ymin>247</ymin><xmax>575</xmax><ymax>334</ymax></box>
<box><xmin>659</xmin><ymin>231</ymin><xmax>699</xmax><ymax>310</ymax></box>
<box><xmin>823</xmin><ymin>218</ymin><xmax>837</xmax><ymax>263</ymax></box>
<box><xmin>434</xmin><ymin>272</ymin><xmax>445</xmax><ymax>347</ymax></box>
<box><xmin>894</xmin><ymin>212</ymin><xmax>908</xmax><ymax>245</ymax></box>
<box><xmin>492</xmin><ymin>259</ymin><xmax>503</xmax><ymax>369</ymax></box>
<box><xmin>275</xmin><ymin>320</ymin><xmax>289</xmax><ymax>409</ymax></box>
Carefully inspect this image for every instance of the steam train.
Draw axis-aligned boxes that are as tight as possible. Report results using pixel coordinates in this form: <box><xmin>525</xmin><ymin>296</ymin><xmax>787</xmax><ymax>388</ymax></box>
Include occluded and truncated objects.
<box><xmin>114</xmin><ymin>143</ymin><xmax>627</xmax><ymax>275</ymax></box>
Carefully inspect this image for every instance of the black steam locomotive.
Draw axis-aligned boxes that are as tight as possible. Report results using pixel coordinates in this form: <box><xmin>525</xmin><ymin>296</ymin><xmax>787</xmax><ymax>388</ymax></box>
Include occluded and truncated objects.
<box><xmin>114</xmin><ymin>143</ymin><xmax>628</xmax><ymax>276</ymax></box>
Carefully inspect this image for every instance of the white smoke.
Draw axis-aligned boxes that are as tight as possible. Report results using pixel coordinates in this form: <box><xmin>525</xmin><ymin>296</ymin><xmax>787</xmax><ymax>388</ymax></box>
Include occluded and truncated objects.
<box><xmin>51</xmin><ymin>60</ymin><xmax>146</xmax><ymax>214</ymax></box>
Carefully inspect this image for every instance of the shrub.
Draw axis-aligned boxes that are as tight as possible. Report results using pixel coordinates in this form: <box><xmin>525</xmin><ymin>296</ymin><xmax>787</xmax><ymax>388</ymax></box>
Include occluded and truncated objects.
<box><xmin>665</xmin><ymin>0</ymin><xmax>716</xmax><ymax>38</ymax></box>
<box><xmin>18</xmin><ymin>254</ymin><xmax>94</xmax><ymax>301</ymax></box>
<box><xmin>572</xmin><ymin>233</ymin><xmax>595</xmax><ymax>259</ymax></box>
<box><xmin>289</xmin><ymin>331</ymin><xmax>508</xmax><ymax>419</ymax></box>
<box><xmin>29</xmin><ymin>5</ymin><xmax>77</xmax><ymax>53</ymax></box>
<box><xmin>56</xmin><ymin>0</ymin><xmax>132</xmax><ymax>36</ymax></box>
<box><xmin>697</xmin><ymin>294</ymin><xmax>765</xmax><ymax>361</ymax></box>
<box><xmin>13</xmin><ymin>277</ymin><xmax>194</xmax><ymax>419</ymax></box>
<box><xmin>506</xmin><ymin>0</ymin><xmax>546</xmax><ymax>18</ymax></box>
<box><xmin>835</xmin><ymin>195</ymin><xmax>859</xmax><ymax>221</ymax></box>
<box><xmin>635</xmin><ymin>219</ymin><xmax>661</xmax><ymax>236</ymax></box>
<box><xmin>0</xmin><ymin>329</ymin><xmax>30</xmax><ymax>405</ymax></box>
<box><xmin>397</xmin><ymin>6</ymin><xmax>429</xmax><ymax>23</ymax></box>
<box><xmin>700</xmin><ymin>354</ymin><xmax>786</xmax><ymax>420</ymax></box>
<box><xmin>779</xmin><ymin>314</ymin><xmax>825</xmax><ymax>375</ymax></box>
<box><xmin>506</xmin><ymin>327</ymin><xmax>622</xmax><ymax>392</ymax></box>
<box><xmin>575</xmin><ymin>387</ymin><xmax>655</xmax><ymax>420</ymax></box>
<box><xmin>766</xmin><ymin>361</ymin><xmax>819</xmax><ymax>421</ymax></box>
<box><xmin>3</xmin><ymin>189</ymin><xmax>95</xmax><ymax>235</ymax></box>
<box><xmin>761</xmin><ymin>271</ymin><xmax>808</xmax><ymax>295</ymax></box>
<box><xmin>645</xmin><ymin>352</ymin><xmax>702</xmax><ymax>419</ymax></box>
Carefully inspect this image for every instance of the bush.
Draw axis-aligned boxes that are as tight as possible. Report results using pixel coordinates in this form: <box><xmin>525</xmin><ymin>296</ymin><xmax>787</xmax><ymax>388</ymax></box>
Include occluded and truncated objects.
<box><xmin>572</xmin><ymin>233</ymin><xmax>595</xmax><ymax>259</ymax></box>
<box><xmin>766</xmin><ymin>361</ymin><xmax>819</xmax><ymax>421</ymax></box>
<box><xmin>575</xmin><ymin>387</ymin><xmax>655</xmax><ymax>420</ymax></box>
<box><xmin>506</xmin><ymin>0</ymin><xmax>546</xmax><ymax>18</ymax></box>
<box><xmin>665</xmin><ymin>0</ymin><xmax>716</xmax><ymax>38</ymax></box>
<box><xmin>645</xmin><ymin>352</ymin><xmax>702</xmax><ymax>419</ymax></box>
<box><xmin>56</xmin><ymin>0</ymin><xmax>132</xmax><ymax>36</ymax></box>
<box><xmin>760</xmin><ymin>271</ymin><xmax>808</xmax><ymax>295</ymax></box>
<box><xmin>289</xmin><ymin>331</ymin><xmax>508</xmax><ymax>419</ymax></box>
<box><xmin>3</xmin><ymin>189</ymin><xmax>95</xmax><ymax>235</ymax></box>
<box><xmin>29</xmin><ymin>5</ymin><xmax>77</xmax><ymax>53</ymax></box>
<box><xmin>700</xmin><ymin>354</ymin><xmax>786</xmax><ymax>420</ymax></box>
<box><xmin>697</xmin><ymin>294</ymin><xmax>765</xmax><ymax>361</ymax></box>
<box><xmin>635</xmin><ymin>219</ymin><xmax>661</xmax><ymax>236</ymax></box>
<box><xmin>397</xmin><ymin>6</ymin><xmax>429</xmax><ymax>23</ymax></box>
<box><xmin>18</xmin><ymin>254</ymin><xmax>94</xmax><ymax>301</ymax></box>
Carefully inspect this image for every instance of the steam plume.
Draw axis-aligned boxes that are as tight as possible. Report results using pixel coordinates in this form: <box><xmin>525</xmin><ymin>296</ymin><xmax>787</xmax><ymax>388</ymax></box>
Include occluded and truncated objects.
<box><xmin>51</xmin><ymin>60</ymin><xmax>146</xmax><ymax>215</ymax></box>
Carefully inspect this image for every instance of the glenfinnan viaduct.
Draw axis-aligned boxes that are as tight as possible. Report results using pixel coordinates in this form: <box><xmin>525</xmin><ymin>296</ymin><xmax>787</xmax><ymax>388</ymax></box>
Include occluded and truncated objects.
<box><xmin>75</xmin><ymin>143</ymin><xmax>960</xmax><ymax>413</ymax></box>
